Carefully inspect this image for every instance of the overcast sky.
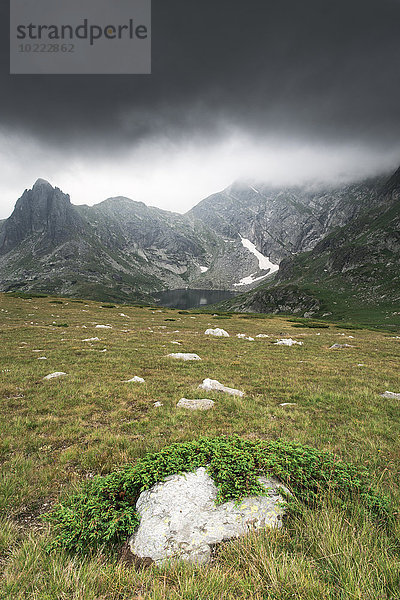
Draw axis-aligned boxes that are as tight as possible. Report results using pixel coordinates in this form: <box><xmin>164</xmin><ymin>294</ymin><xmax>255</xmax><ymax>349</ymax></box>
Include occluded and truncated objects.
<box><xmin>1</xmin><ymin>0</ymin><xmax>400</xmax><ymax>218</ymax></box>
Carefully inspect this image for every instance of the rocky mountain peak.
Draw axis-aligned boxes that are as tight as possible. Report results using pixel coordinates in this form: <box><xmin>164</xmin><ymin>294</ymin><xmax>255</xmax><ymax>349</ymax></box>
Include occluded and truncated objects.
<box><xmin>32</xmin><ymin>178</ymin><xmax>53</xmax><ymax>189</ymax></box>
<box><xmin>0</xmin><ymin>180</ymin><xmax>80</xmax><ymax>255</ymax></box>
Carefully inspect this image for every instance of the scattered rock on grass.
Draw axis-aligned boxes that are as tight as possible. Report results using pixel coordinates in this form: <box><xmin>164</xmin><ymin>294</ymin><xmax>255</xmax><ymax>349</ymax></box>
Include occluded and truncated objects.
<box><xmin>95</xmin><ymin>325</ymin><xmax>112</xmax><ymax>329</ymax></box>
<box><xmin>279</xmin><ymin>403</ymin><xmax>297</xmax><ymax>407</ymax></box>
<box><xmin>198</xmin><ymin>378</ymin><xmax>244</xmax><ymax>397</ymax></box>
<box><xmin>256</xmin><ymin>334</ymin><xmax>270</xmax><ymax>338</ymax></box>
<box><xmin>204</xmin><ymin>328</ymin><xmax>229</xmax><ymax>337</ymax></box>
<box><xmin>153</xmin><ymin>401</ymin><xmax>163</xmax><ymax>407</ymax></box>
<box><xmin>237</xmin><ymin>334</ymin><xmax>255</xmax><ymax>341</ymax></box>
<box><xmin>43</xmin><ymin>372</ymin><xmax>67</xmax><ymax>380</ymax></box>
<box><xmin>123</xmin><ymin>376</ymin><xmax>145</xmax><ymax>383</ymax></box>
<box><xmin>82</xmin><ymin>337</ymin><xmax>100</xmax><ymax>342</ymax></box>
<box><xmin>177</xmin><ymin>398</ymin><xmax>215</xmax><ymax>410</ymax></box>
<box><xmin>129</xmin><ymin>467</ymin><xmax>288</xmax><ymax>565</ymax></box>
<box><xmin>274</xmin><ymin>339</ymin><xmax>303</xmax><ymax>346</ymax></box>
<box><xmin>167</xmin><ymin>353</ymin><xmax>201</xmax><ymax>361</ymax></box>
<box><xmin>381</xmin><ymin>391</ymin><xmax>400</xmax><ymax>400</ymax></box>
<box><xmin>329</xmin><ymin>344</ymin><xmax>354</xmax><ymax>350</ymax></box>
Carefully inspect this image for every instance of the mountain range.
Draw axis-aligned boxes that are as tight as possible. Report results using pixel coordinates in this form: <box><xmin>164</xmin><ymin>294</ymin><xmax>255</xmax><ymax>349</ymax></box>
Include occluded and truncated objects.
<box><xmin>0</xmin><ymin>167</ymin><xmax>399</xmax><ymax>326</ymax></box>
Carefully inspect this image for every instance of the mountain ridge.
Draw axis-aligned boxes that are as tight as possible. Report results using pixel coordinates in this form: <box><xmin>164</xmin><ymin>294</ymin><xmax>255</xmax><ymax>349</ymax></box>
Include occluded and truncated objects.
<box><xmin>0</xmin><ymin>169</ymin><xmax>398</xmax><ymax>320</ymax></box>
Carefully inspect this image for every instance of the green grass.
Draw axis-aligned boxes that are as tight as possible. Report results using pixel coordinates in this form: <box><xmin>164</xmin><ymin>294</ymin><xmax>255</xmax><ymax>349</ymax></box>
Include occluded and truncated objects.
<box><xmin>0</xmin><ymin>293</ymin><xmax>399</xmax><ymax>599</ymax></box>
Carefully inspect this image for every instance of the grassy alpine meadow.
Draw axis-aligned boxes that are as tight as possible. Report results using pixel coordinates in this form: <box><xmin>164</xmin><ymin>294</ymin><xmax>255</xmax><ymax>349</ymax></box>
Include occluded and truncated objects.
<box><xmin>0</xmin><ymin>292</ymin><xmax>399</xmax><ymax>599</ymax></box>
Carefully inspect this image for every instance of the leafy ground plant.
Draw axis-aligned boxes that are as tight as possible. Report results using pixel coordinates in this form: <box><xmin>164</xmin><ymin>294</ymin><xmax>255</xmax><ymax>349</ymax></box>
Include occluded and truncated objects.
<box><xmin>45</xmin><ymin>436</ymin><xmax>391</xmax><ymax>554</ymax></box>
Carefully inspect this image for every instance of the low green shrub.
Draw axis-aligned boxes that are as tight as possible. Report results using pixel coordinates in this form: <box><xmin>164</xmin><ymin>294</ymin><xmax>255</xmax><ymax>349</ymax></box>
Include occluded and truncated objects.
<box><xmin>6</xmin><ymin>292</ymin><xmax>48</xmax><ymax>299</ymax></box>
<box><xmin>291</xmin><ymin>323</ymin><xmax>330</xmax><ymax>329</ymax></box>
<box><xmin>238</xmin><ymin>314</ymin><xmax>273</xmax><ymax>319</ymax></box>
<box><xmin>45</xmin><ymin>436</ymin><xmax>391</xmax><ymax>554</ymax></box>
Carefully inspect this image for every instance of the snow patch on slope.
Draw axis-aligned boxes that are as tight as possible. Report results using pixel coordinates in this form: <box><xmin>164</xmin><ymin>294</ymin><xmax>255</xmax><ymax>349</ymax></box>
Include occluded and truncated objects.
<box><xmin>234</xmin><ymin>273</ymin><xmax>270</xmax><ymax>287</ymax></box>
<box><xmin>239</xmin><ymin>236</ymin><xmax>279</xmax><ymax>273</ymax></box>
<box><xmin>233</xmin><ymin>236</ymin><xmax>279</xmax><ymax>286</ymax></box>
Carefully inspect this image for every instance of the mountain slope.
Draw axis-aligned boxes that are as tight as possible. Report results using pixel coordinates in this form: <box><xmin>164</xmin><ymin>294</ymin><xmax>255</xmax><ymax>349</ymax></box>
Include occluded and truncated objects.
<box><xmin>218</xmin><ymin>171</ymin><xmax>400</xmax><ymax>328</ymax></box>
<box><xmin>188</xmin><ymin>178</ymin><xmax>384</xmax><ymax>264</ymax></box>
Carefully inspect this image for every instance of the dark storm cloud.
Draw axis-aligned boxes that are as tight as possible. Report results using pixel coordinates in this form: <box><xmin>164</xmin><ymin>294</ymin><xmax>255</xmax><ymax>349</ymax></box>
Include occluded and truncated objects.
<box><xmin>1</xmin><ymin>0</ymin><xmax>400</xmax><ymax>149</ymax></box>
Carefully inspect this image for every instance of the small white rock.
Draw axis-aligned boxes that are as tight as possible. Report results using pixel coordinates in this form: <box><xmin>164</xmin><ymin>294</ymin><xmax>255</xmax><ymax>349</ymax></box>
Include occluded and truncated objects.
<box><xmin>198</xmin><ymin>378</ymin><xmax>244</xmax><ymax>397</ymax></box>
<box><xmin>167</xmin><ymin>353</ymin><xmax>201</xmax><ymax>361</ymax></box>
<box><xmin>43</xmin><ymin>372</ymin><xmax>67</xmax><ymax>380</ymax></box>
<box><xmin>279</xmin><ymin>403</ymin><xmax>297</xmax><ymax>407</ymax></box>
<box><xmin>204</xmin><ymin>328</ymin><xmax>230</xmax><ymax>337</ymax></box>
<box><xmin>329</xmin><ymin>343</ymin><xmax>354</xmax><ymax>350</ymax></box>
<box><xmin>154</xmin><ymin>401</ymin><xmax>163</xmax><ymax>407</ymax></box>
<box><xmin>82</xmin><ymin>337</ymin><xmax>100</xmax><ymax>342</ymax></box>
<box><xmin>177</xmin><ymin>398</ymin><xmax>215</xmax><ymax>410</ymax></box>
<box><xmin>124</xmin><ymin>376</ymin><xmax>145</xmax><ymax>383</ymax></box>
<box><xmin>256</xmin><ymin>334</ymin><xmax>270</xmax><ymax>338</ymax></box>
<box><xmin>381</xmin><ymin>391</ymin><xmax>400</xmax><ymax>400</ymax></box>
<box><xmin>37</xmin><ymin>356</ymin><xmax>47</xmax><ymax>360</ymax></box>
<box><xmin>274</xmin><ymin>339</ymin><xmax>303</xmax><ymax>346</ymax></box>
<box><xmin>95</xmin><ymin>325</ymin><xmax>112</xmax><ymax>329</ymax></box>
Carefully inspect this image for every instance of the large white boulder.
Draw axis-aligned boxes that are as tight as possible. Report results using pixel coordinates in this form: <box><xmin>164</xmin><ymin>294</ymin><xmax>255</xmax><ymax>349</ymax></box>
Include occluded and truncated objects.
<box><xmin>129</xmin><ymin>467</ymin><xmax>288</xmax><ymax>565</ymax></box>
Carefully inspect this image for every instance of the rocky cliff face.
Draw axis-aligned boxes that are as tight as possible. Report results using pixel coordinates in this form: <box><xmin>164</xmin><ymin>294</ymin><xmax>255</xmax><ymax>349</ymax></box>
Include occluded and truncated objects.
<box><xmin>188</xmin><ymin>178</ymin><xmax>383</xmax><ymax>264</ymax></box>
<box><xmin>0</xmin><ymin>179</ymin><xmax>85</xmax><ymax>255</ymax></box>
<box><xmin>218</xmin><ymin>170</ymin><xmax>400</xmax><ymax>326</ymax></box>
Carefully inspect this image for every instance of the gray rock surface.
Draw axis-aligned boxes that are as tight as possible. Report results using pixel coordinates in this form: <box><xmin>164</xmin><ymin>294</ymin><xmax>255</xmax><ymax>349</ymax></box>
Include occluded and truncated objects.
<box><xmin>129</xmin><ymin>467</ymin><xmax>288</xmax><ymax>565</ymax></box>
<box><xmin>329</xmin><ymin>343</ymin><xmax>354</xmax><ymax>350</ymax></box>
<box><xmin>381</xmin><ymin>391</ymin><xmax>400</xmax><ymax>400</ymax></box>
<box><xmin>198</xmin><ymin>378</ymin><xmax>244</xmax><ymax>397</ymax></box>
<box><xmin>204</xmin><ymin>328</ymin><xmax>230</xmax><ymax>337</ymax></box>
<box><xmin>167</xmin><ymin>353</ymin><xmax>201</xmax><ymax>361</ymax></box>
<box><xmin>177</xmin><ymin>398</ymin><xmax>214</xmax><ymax>410</ymax></box>
<box><xmin>43</xmin><ymin>371</ymin><xmax>67</xmax><ymax>380</ymax></box>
